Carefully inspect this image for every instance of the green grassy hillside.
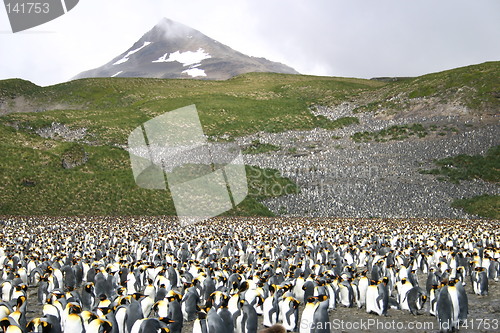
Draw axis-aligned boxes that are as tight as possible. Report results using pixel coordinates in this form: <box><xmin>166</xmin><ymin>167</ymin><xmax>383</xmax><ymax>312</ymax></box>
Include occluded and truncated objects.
<box><xmin>0</xmin><ymin>73</ymin><xmax>382</xmax><ymax>145</ymax></box>
<box><xmin>354</xmin><ymin>61</ymin><xmax>500</xmax><ymax>114</ymax></box>
<box><xmin>0</xmin><ymin>61</ymin><xmax>498</xmax><ymax>217</ymax></box>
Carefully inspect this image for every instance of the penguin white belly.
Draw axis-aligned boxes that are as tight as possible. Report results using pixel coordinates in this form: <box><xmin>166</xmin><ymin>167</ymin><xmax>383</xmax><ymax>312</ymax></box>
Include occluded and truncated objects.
<box><xmin>339</xmin><ymin>285</ymin><xmax>350</xmax><ymax>307</ymax></box>
<box><xmin>234</xmin><ymin>314</ymin><xmax>243</xmax><ymax>333</ymax></box>
<box><xmin>262</xmin><ymin>297</ymin><xmax>276</xmax><ymax>327</ymax></box>
<box><xmin>358</xmin><ymin>279</ymin><xmax>368</xmax><ymax>306</ymax></box>
<box><xmin>429</xmin><ymin>291</ymin><xmax>437</xmax><ymax>316</ymax></box>
<box><xmin>156</xmin><ymin>301</ymin><xmax>169</xmax><ymax>317</ymax></box>
<box><xmin>228</xmin><ymin>294</ymin><xmax>240</xmax><ymax>316</ymax></box>
<box><xmin>366</xmin><ymin>286</ymin><xmax>382</xmax><ymax>315</ymax></box>
<box><xmin>293</xmin><ymin>280</ymin><xmax>305</xmax><ymax>303</ymax></box>
<box><xmin>140</xmin><ymin>296</ymin><xmax>154</xmax><ymax>317</ymax></box>
<box><xmin>115</xmin><ymin>307</ymin><xmax>127</xmax><ymax>333</ymax></box>
<box><xmin>181</xmin><ymin>301</ymin><xmax>188</xmax><ymax>321</ymax></box>
<box><xmin>398</xmin><ymin>285</ymin><xmax>412</xmax><ymax>310</ymax></box>
<box><xmin>64</xmin><ymin>315</ymin><xmax>84</xmax><ymax>333</ymax></box>
<box><xmin>129</xmin><ymin>319</ymin><xmax>144</xmax><ymax>333</ymax></box>
<box><xmin>193</xmin><ymin>319</ymin><xmax>204</xmax><ymax>333</ymax></box>
<box><xmin>448</xmin><ymin>287</ymin><xmax>460</xmax><ymax>327</ymax></box>
<box><xmin>326</xmin><ymin>284</ymin><xmax>336</xmax><ymax>310</ymax></box>
<box><xmin>299</xmin><ymin>304</ymin><xmax>318</xmax><ymax>333</ymax></box>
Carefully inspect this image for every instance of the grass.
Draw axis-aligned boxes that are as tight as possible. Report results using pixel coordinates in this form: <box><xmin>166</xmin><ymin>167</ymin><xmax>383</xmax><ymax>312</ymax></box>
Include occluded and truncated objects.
<box><xmin>0</xmin><ymin>123</ymin><xmax>297</xmax><ymax>217</ymax></box>
<box><xmin>351</xmin><ymin>123</ymin><xmax>458</xmax><ymax>143</ymax></box>
<box><xmin>420</xmin><ymin>146</ymin><xmax>499</xmax><ymax>219</ymax></box>
<box><xmin>452</xmin><ymin>195</ymin><xmax>499</xmax><ymax>219</ymax></box>
<box><xmin>0</xmin><ymin>62</ymin><xmax>498</xmax><ymax>217</ymax></box>
<box><xmin>353</xmin><ymin>61</ymin><xmax>500</xmax><ymax>114</ymax></box>
<box><xmin>0</xmin><ymin>73</ymin><xmax>379</xmax><ymax>146</ymax></box>
<box><xmin>420</xmin><ymin>145</ymin><xmax>499</xmax><ymax>184</ymax></box>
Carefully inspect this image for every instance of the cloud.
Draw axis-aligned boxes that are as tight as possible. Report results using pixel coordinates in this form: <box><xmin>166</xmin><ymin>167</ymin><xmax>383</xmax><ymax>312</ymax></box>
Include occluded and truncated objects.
<box><xmin>0</xmin><ymin>0</ymin><xmax>499</xmax><ymax>86</ymax></box>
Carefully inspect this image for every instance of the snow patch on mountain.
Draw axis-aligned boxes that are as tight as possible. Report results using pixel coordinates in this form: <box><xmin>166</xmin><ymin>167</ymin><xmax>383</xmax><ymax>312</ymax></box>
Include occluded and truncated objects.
<box><xmin>152</xmin><ymin>48</ymin><xmax>211</xmax><ymax>66</ymax></box>
<box><xmin>111</xmin><ymin>71</ymin><xmax>123</xmax><ymax>77</ymax></box>
<box><xmin>113</xmin><ymin>42</ymin><xmax>152</xmax><ymax>65</ymax></box>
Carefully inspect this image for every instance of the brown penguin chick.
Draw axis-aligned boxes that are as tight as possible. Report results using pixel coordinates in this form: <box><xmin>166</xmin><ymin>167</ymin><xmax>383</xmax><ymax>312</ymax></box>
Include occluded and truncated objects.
<box><xmin>258</xmin><ymin>324</ymin><xmax>286</xmax><ymax>333</ymax></box>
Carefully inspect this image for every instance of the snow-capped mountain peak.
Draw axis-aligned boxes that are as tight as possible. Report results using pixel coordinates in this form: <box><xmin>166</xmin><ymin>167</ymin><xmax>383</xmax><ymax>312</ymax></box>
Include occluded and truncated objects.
<box><xmin>74</xmin><ymin>18</ymin><xmax>298</xmax><ymax>80</ymax></box>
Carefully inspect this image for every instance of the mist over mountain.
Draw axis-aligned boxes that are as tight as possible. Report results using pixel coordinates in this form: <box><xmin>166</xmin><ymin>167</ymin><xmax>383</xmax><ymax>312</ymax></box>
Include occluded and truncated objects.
<box><xmin>74</xmin><ymin>18</ymin><xmax>299</xmax><ymax>80</ymax></box>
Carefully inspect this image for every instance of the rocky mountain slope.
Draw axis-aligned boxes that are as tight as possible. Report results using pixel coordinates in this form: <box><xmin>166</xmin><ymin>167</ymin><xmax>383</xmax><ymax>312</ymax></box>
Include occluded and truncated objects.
<box><xmin>74</xmin><ymin>18</ymin><xmax>299</xmax><ymax>80</ymax></box>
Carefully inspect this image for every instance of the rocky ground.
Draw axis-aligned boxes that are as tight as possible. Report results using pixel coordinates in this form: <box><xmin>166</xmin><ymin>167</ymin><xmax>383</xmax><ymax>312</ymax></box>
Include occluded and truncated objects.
<box><xmin>238</xmin><ymin>105</ymin><xmax>499</xmax><ymax>218</ymax></box>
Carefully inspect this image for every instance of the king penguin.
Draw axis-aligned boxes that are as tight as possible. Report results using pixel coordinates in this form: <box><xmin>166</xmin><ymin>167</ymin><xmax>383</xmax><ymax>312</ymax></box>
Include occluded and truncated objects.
<box><xmin>181</xmin><ymin>289</ymin><xmax>200</xmax><ymax>321</ymax></box>
<box><xmin>473</xmin><ymin>267</ymin><xmax>488</xmax><ymax>296</ymax></box>
<box><xmin>192</xmin><ymin>310</ymin><xmax>208</xmax><ymax>333</ymax></box>
<box><xmin>454</xmin><ymin>279</ymin><xmax>468</xmax><ymax>324</ymax></box>
<box><xmin>365</xmin><ymin>279</ymin><xmax>388</xmax><ymax>316</ymax></box>
<box><xmin>207</xmin><ymin>307</ymin><xmax>230</xmax><ymax>333</ymax></box>
<box><xmin>300</xmin><ymin>297</ymin><xmax>319</xmax><ymax>333</ymax></box>
<box><xmin>234</xmin><ymin>299</ymin><xmax>258</xmax><ymax>333</ymax></box>
<box><xmin>217</xmin><ymin>295</ymin><xmax>234</xmax><ymax>333</ymax></box>
<box><xmin>436</xmin><ymin>285</ymin><xmax>455</xmax><ymax>333</ymax></box>
<box><xmin>165</xmin><ymin>295</ymin><xmax>183</xmax><ymax>333</ymax></box>
<box><xmin>312</xmin><ymin>295</ymin><xmax>330</xmax><ymax>333</ymax></box>
<box><xmin>262</xmin><ymin>285</ymin><xmax>280</xmax><ymax>328</ymax></box>
<box><xmin>405</xmin><ymin>287</ymin><xmax>427</xmax><ymax>315</ymax></box>
<box><xmin>280</xmin><ymin>296</ymin><xmax>299</xmax><ymax>332</ymax></box>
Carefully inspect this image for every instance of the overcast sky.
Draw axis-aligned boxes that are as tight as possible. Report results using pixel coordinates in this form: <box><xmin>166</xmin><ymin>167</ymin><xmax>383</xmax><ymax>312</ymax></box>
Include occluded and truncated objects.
<box><xmin>1</xmin><ymin>0</ymin><xmax>499</xmax><ymax>86</ymax></box>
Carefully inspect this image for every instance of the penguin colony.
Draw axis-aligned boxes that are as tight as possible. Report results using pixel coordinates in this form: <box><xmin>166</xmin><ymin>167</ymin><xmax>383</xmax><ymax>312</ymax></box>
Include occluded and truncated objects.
<box><xmin>0</xmin><ymin>216</ymin><xmax>498</xmax><ymax>333</ymax></box>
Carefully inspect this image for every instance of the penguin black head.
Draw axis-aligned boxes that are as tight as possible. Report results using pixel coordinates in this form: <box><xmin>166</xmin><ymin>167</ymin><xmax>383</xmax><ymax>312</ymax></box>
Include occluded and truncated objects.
<box><xmin>98</xmin><ymin>320</ymin><xmax>113</xmax><ymax>333</ymax></box>
<box><xmin>16</xmin><ymin>295</ymin><xmax>27</xmax><ymax>307</ymax></box>
<box><xmin>197</xmin><ymin>311</ymin><xmax>207</xmax><ymax>320</ymax></box>
<box><xmin>0</xmin><ymin>318</ymin><xmax>10</xmax><ymax>331</ymax></box>
<box><xmin>99</xmin><ymin>306</ymin><xmax>113</xmax><ymax>315</ymax></box>
<box><xmin>306</xmin><ymin>296</ymin><xmax>317</xmax><ymax>304</ymax></box>
<box><xmin>27</xmin><ymin>318</ymin><xmax>52</xmax><ymax>333</ymax></box>
<box><xmin>159</xmin><ymin>317</ymin><xmax>175</xmax><ymax>325</ymax></box>
<box><xmin>239</xmin><ymin>299</ymin><xmax>246</xmax><ymax>308</ymax></box>
<box><xmin>131</xmin><ymin>292</ymin><xmax>145</xmax><ymax>300</ymax></box>
<box><xmin>69</xmin><ymin>303</ymin><xmax>83</xmax><ymax>314</ymax></box>
<box><xmin>238</xmin><ymin>281</ymin><xmax>249</xmax><ymax>293</ymax></box>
